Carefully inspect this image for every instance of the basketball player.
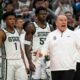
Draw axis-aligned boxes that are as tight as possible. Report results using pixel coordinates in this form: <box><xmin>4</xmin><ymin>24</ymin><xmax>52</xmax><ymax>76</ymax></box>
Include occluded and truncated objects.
<box><xmin>22</xmin><ymin>21</ymin><xmax>36</xmax><ymax>80</ymax></box>
<box><xmin>0</xmin><ymin>12</ymin><xmax>35</xmax><ymax>80</ymax></box>
<box><xmin>24</xmin><ymin>7</ymin><xmax>53</xmax><ymax>80</ymax></box>
<box><xmin>32</xmin><ymin>7</ymin><xmax>51</xmax><ymax>80</ymax></box>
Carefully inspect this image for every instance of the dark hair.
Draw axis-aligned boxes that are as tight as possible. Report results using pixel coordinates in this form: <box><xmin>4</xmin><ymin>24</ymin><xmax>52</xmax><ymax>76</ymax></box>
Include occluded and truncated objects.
<box><xmin>33</xmin><ymin>0</ymin><xmax>43</xmax><ymax>8</ymax></box>
<box><xmin>76</xmin><ymin>15</ymin><xmax>80</xmax><ymax>21</ymax></box>
<box><xmin>35</xmin><ymin>7</ymin><xmax>47</xmax><ymax>15</ymax></box>
<box><xmin>4</xmin><ymin>3</ymin><xmax>13</xmax><ymax>8</ymax></box>
<box><xmin>4</xmin><ymin>3</ymin><xmax>14</xmax><ymax>12</ymax></box>
<box><xmin>16</xmin><ymin>15</ymin><xmax>23</xmax><ymax>20</ymax></box>
<box><xmin>23</xmin><ymin>20</ymin><xmax>31</xmax><ymax>30</ymax></box>
<box><xmin>3</xmin><ymin>12</ymin><xmax>16</xmax><ymax>21</ymax></box>
<box><xmin>53</xmin><ymin>15</ymin><xmax>58</xmax><ymax>22</ymax></box>
<box><xmin>23</xmin><ymin>21</ymin><xmax>36</xmax><ymax>34</ymax></box>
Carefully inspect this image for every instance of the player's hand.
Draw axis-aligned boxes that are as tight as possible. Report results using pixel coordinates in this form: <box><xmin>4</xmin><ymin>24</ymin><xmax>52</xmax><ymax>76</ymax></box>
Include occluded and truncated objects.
<box><xmin>33</xmin><ymin>50</ymin><xmax>43</xmax><ymax>58</ymax></box>
<box><xmin>25</xmin><ymin>67</ymin><xmax>30</xmax><ymax>74</ymax></box>
<box><xmin>29</xmin><ymin>62</ymin><xmax>35</xmax><ymax>72</ymax></box>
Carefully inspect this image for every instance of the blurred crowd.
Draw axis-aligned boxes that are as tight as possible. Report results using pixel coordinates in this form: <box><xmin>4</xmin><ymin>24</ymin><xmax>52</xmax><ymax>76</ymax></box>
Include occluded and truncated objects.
<box><xmin>0</xmin><ymin>0</ymin><xmax>80</xmax><ymax>30</ymax></box>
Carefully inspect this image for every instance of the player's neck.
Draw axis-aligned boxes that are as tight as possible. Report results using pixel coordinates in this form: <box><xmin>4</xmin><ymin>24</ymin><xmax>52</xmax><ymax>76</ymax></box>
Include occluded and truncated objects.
<box><xmin>6</xmin><ymin>25</ymin><xmax>15</xmax><ymax>33</ymax></box>
<box><xmin>36</xmin><ymin>19</ymin><xmax>45</xmax><ymax>24</ymax></box>
<box><xmin>36</xmin><ymin>20</ymin><xmax>46</xmax><ymax>28</ymax></box>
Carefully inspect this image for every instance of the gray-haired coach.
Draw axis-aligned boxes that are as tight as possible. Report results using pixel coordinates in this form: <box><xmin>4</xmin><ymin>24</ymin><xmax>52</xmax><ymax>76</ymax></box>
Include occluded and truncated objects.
<box><xmin>41</xmin><ymin>15</ymin><xmax>80</xmax><ymax>80</ymax></box>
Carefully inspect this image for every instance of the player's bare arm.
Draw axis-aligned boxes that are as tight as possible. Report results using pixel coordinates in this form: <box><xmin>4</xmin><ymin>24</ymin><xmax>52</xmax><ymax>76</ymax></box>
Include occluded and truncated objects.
<box><xmin>0</xmin><ymin>29</ymin><xmax>6</xmax><ymax>48</ymax></box>
<box><xmin>20</xmin><ymin>44</ymin><xmax>29</xmax><ymax>73</ymax></box>
<box><xmin>23</xmin><ymin>22</ymin><xmax>36</xmax><ymax>72</ymax></box>
<box><xmin>25</xmin><ymin>32</ymin><xmax>35</xmax><ymax>71</ymax></box>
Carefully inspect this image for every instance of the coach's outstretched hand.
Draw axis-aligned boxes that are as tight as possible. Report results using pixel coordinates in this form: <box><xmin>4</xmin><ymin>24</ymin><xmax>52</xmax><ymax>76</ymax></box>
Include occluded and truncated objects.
<box><xmin>33</xmin><ymin>50</ymin><xmax>43</xmax><ymax>58</ymax></box>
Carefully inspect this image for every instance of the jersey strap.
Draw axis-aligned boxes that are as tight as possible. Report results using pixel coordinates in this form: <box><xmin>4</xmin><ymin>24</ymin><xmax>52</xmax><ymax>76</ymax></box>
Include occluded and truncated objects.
<box><xmin>24</xmin><ymin>40</ymin><xmax>31</xmax><ymax>45</ymax></box>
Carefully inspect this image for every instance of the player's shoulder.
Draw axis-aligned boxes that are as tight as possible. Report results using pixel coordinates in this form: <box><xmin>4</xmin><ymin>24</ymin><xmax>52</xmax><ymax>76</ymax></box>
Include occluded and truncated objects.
<box><xmin>0</xmin><ymin>28</ymin><xmax>5</xmax><ymax>35</ymax></box>
<box><xmin>0</xmin><ymin>28</ymin><xmax>6</xmax><ymax>41</ymax></box>
<box><xmin>49</xmin><ymin>24</ymin><xmax>54</xmax><ymax>32</ymax></box>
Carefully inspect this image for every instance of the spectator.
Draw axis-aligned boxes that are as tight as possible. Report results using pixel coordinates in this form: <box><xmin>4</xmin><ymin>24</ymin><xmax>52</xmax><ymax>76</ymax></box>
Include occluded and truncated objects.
<box><xmin>43</xmin><ymin>0</ymin><xmax>56</xmax><ymax>24</ymax></box>
<box><xmin>54</xmin><ymin>0</ymin><xmax>73</xmax><ymax>15</ymax></box>
<box><xmin>4</xmin><ymin>3</ymin><xmax>14</xmax><ymax>13</ymax></box>
<box><xmin>75</xmin><ymin>15</ymin><xmax>80</xmax><ymax>30</ymax></box>
<box><xmin>1</xmin><ymin>3</ymin><xmax>14</xmax><ymax>28</ymax></box>
<box><xmin>65</xmin><ymin>11</ymin><xmax>76</xmax><ymax>30</ymax></box>
<box><xmin>18</xmin><ymin>0</ymin><xmax>31</xmax><ymax>8</ymax></box>
<box><xmin>15</xmin><ymin>15</ymin><xmax>24</xmax><ymax>35</ymax></box>
<box><xmin>20</xmin><ymin>5</ymin><xmax>32</xmax><ymax>21</ymax></box>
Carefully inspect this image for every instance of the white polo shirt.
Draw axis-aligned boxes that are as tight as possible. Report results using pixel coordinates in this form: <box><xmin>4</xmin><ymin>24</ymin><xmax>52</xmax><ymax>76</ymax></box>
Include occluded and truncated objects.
<box><xmin>74</xmin><ymin>29</ymin><xmax>80</xmax><ymax>63</ymax></box>
<box><xmin>41</xmin><ymin>29</ymin><xmax>79</xmax><ymax>71</ymax></box>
